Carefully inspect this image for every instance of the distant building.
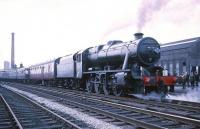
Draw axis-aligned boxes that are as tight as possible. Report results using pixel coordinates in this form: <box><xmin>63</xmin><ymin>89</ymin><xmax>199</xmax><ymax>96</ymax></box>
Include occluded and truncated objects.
<box><xmin>4</xmin><ymin>61</ymin><xmax>10</xmax><ymax>70</ymax></box>
<box><xmin>157</xmin><ymin>37</ymin><xmax>200</xmax><ymax>76</ymax></box>
<box><xmin>19</xmin><ymin>63</ymin><xmax>24</xmax><ymax>68</ymax></box>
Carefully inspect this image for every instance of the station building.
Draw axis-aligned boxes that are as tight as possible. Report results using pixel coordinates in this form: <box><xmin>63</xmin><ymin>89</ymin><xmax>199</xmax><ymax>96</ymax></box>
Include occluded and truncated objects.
<box><xmin>157</xmin><ymin>37</ymin><xmax>200</xmax><ymax>76</ymax></box>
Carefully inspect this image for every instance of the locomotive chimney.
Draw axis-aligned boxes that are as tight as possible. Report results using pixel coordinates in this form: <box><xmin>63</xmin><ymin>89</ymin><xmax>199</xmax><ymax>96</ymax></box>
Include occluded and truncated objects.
<box><xmin>134</xmin><ymin>32</ymin><xmax>143</xmax><ymax>40</ymax></box>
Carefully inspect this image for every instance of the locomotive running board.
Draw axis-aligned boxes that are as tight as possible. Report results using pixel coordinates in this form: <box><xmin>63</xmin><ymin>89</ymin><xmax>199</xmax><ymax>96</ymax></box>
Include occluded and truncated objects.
<box><xmin>83</xmin><ymin>69</ymin><xmax>131</xmax><ymax>74</ymax></box>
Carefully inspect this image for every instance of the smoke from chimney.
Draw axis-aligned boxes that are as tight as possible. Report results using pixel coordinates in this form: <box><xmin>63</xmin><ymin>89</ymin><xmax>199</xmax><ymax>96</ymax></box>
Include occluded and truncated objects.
<box><xmin>137</xmin><ymin>0</ymin><xmax>169</xmax><ymax>32</ymax></box>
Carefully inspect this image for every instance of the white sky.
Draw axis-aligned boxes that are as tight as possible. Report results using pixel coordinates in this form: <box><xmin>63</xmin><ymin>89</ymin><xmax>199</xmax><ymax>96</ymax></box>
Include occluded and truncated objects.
<box><xmin>0</xmin><ymin>0</ymin><xmax>200</xmax><ymax>69</ymax></box>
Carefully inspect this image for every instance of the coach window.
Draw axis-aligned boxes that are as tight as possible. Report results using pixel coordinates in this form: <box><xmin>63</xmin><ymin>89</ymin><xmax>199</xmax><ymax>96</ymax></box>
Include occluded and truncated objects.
<box><xmin>48</xmin><ymin>65</ymin><xmax>51</xmax><ymax>72</ymax></box>
<box><xmin>169</xmin><ymin>62</ymin><xmax>173</xmax><ymax>75</ymax></box>
<box><xmin>176</xmin><ymin>62</ymin><xmax>179</xmax><ymax>76</ymax></box>
<box><xmin>182</xmin><ymin>62</ymin><xmax>186</xmax><ymax>74</ymax></box>
<box><xmin>163</xmin><ymin>63</ymin><xmax>167</xmax><ymax>70</ymax></box>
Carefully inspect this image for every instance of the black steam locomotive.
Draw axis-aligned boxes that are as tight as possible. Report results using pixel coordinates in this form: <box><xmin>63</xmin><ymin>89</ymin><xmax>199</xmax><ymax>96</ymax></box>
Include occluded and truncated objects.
<box><xmin>0</xmin><ymin>33</ymin><xmax>160</xmax><ymax>96</ymax></box>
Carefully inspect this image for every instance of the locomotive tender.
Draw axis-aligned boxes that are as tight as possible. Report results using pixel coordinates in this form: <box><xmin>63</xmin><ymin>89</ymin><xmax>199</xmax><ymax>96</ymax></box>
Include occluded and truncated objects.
<box><xmin>0</xmin><ymin>33</ymin><xmax>161</xmax><ymax>96</ymax></box>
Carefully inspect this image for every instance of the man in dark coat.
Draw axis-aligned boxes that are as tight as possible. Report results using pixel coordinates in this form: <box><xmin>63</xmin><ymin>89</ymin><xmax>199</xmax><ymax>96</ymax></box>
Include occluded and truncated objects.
<box><xmin>194</xmin><ymin>72</ymin><xmax>199</xmax><ymax>86</ymax></box>
<box><xmin>190</xmin><ymin>72</ymin><xmax>195</xmax><ymax>88</ymax></box>
<box><xmin>185</xmin><ymin>72</ymin><xmax>190</xmax><ymax>87</ymax></box>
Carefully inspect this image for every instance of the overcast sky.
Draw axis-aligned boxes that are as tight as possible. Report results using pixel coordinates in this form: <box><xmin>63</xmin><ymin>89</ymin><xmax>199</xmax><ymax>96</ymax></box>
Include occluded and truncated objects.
<box><xmin>0</xmin><ymin>0</ymin><xmax>200</xmax><ymax>69</ymax></box>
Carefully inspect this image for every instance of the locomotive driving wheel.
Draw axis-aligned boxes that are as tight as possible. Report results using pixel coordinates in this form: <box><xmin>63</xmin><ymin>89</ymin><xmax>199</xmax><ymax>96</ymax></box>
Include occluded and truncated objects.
<box><xmin>103</xmin><ymin>84</ymin><xmax>111</xmax><ymax>95</ymax></box>
<box><xmin>94</xmin><ymin>75</ymin><xmax>102</xmax><ymax>94</ymax></box>
<box><xmin>94</xmin><ymin>83</ymin><xmax>101</xmax><ymax>94</ymax></box>
<box><xmin>68</xmin><ymin>79</ymin><xmax>74</xmax><ymax>89</ymax></box>
<box><xmin>112</xmin><ymin>84</ymin><xmax>123</xmax><ymax>96</ymax></box>
<box><xmin>102</xmin><ymin>77</ymin><xmax>111</xmax><ymax>95</ymax></box>
<box><xmin>86</xmin><ymin>79</ymin><xmax>94</xmax><ymax>93</ymax></box>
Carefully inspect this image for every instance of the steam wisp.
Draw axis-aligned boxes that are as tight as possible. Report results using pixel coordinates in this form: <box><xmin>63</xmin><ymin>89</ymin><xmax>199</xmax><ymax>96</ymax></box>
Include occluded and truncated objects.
<box><xmin>137</xmin><ymin>0</ymin><xmax>169</xmax><ymax>32</ymax></box>
<box><xmin>133</xmin><ymin>87</ymin><xmax>200</xmax><ymax>103</ymax></box>
<box><xmin>167</xmin><ymin>87</ymin><xmax>200</xmax><ymax>103</ymax></box>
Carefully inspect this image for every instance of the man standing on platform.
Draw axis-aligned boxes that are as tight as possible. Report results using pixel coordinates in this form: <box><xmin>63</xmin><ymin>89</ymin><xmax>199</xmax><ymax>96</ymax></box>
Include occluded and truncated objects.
<box><xmin>194</xmin><ymin>71</ymin><xmax>199</xmax><ymax>86</ymax></box>
<box><xmin>190</xmin><ymin>72</ymin><xmax>195</xmax><ymax>88</ymax></box>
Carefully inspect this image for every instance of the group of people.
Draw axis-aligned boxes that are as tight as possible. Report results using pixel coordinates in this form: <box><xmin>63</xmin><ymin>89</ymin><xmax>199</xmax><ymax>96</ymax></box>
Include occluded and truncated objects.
<box><xmin>181</xmin><ymin>71</ymin><xmax>199</xmax><ymax>89</ymax></box>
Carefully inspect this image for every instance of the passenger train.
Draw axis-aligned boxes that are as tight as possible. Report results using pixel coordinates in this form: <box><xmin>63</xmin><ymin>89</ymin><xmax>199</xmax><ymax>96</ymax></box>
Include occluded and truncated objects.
<box><xmin>0</xmin><ymin>33</ymin><xmax>172</xmax><ymax>96</ymax></box>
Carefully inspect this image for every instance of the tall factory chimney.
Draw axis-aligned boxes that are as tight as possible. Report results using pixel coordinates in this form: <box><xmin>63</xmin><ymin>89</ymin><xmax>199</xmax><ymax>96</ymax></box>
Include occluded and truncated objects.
<box><xmin>11</xmin><ymin>32</ymin><xmax>15</xmax><ymax>69</ymax></box>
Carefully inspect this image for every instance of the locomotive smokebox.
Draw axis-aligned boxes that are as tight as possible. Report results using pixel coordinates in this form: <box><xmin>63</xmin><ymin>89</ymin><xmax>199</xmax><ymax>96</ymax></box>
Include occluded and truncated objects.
<box><xmin>134</xmin><ymin>32</ymin><xmax>143</xmax><ymax>40</ymax></box>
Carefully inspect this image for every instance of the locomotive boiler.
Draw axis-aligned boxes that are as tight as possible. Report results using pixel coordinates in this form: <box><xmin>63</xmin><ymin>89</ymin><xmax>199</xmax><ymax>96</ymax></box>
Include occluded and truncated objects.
<box><xmin>86</xmin><ymin>33</ymin><xmax>160</xmax><ymax>67</ymax></box>
<box><xmin>83</xmin><ymin>33</ymin><xmax>161</xmax><ymax>96</ymax></box>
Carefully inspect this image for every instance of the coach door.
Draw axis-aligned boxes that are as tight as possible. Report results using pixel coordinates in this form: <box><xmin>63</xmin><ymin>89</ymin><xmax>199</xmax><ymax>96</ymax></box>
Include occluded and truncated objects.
<box><xmin>41</xmin><ymin>66</ymin><xmax>44</xmax><ymax>79</ymax></box>
<box><xmin>75</xmin><ymin>53</ymin><xmax>82</xmax><ymax>78</ymax></box>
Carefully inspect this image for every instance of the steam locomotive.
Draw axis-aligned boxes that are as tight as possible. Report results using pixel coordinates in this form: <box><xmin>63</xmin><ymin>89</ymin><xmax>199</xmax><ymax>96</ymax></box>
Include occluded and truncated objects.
<box><xmin>0</xmin><ymin>33</ymin><xmax>161</xmax><ymax>96</ymax></box>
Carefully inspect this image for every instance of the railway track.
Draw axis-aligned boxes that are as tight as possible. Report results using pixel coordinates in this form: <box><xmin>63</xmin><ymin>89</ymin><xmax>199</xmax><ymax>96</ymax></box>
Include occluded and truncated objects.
<box><xmin>0</xmin><ymin>94</ymin><xmax>21</xmax><ymax>129</ymax></box>
<box><xmin>11</xmin><ymin>83</ymin><xmax>200</xmax><ymax>120</ymax></box>
<box><xmin>0</xmin><ymin>86</ymin><xmax>82</xmax><ymax>129</ymax></box>
<box><xmin>4</xmin><ymin>83</ymin><xmax>200</xmax><ymax>129</ymax></box>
